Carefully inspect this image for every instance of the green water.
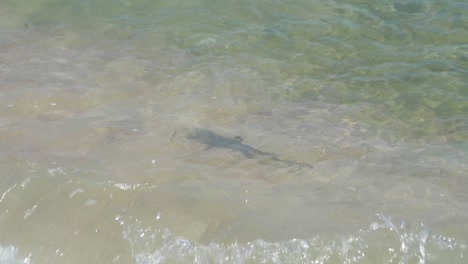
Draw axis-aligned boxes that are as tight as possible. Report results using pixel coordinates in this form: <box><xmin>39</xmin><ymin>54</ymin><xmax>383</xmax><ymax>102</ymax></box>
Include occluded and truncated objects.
<box><xmin>0</xmin><ymin>0</ymin><xmax>467</xmax><ymax>263</ymax></box>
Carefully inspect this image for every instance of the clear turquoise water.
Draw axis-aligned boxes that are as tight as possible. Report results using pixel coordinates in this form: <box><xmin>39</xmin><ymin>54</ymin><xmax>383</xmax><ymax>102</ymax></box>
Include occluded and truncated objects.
<box><xmin>0</xmin><ymin>0</ymin><xmax>467</xmax><ymax>263</ymax></box>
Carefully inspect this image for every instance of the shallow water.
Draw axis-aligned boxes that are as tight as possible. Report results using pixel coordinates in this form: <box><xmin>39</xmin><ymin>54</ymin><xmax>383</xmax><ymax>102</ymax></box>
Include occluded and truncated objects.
<box><xmin>0</xmin><ymin>0</ymin><xmax>467</xmax><ymax>263</ymax></box>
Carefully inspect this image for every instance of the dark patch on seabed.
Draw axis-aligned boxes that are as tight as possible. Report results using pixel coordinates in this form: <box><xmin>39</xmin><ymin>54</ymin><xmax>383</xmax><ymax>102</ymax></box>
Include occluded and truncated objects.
<box><xmin>187</xmin><ymin>128</ymin><xmax>314</xmax><ymax>169</ymax></box>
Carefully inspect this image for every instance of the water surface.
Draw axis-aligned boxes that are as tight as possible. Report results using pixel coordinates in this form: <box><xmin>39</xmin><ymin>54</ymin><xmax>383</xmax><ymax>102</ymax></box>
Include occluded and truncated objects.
<box><xmin>0</xmin><ymin>0</ymin><xmax>467</xmax><ymax>263</ymax></box>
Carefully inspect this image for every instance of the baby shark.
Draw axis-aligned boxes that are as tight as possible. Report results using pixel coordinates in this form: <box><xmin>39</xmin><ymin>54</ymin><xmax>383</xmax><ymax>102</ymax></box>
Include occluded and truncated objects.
<box><xmin>187</xmin><ymin>128</ymin><xmax>313</xmax><ymax>169</ymax></box>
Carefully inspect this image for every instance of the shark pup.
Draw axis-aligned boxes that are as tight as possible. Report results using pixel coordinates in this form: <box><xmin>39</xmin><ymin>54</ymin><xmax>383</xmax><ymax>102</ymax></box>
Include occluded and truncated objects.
<box><xmin>187</xmin><ymin>128</ymin><xmax>313</xmax><ymax>169</ymax></box>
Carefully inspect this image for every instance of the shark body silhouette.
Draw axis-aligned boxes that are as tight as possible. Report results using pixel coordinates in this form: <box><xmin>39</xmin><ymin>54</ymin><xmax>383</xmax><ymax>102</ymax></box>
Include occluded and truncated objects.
<box><xmin>187</xmin><ymin>128</ymin><xmax>313</xmax><ymax>169</ymax></box>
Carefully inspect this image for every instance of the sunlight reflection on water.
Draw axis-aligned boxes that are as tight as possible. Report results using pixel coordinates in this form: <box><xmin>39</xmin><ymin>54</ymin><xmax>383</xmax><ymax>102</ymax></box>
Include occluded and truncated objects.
<box><xmin>0</xmin><ymin>0</ymin><xmax>467</xmax><ymax>263</ymax></box>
